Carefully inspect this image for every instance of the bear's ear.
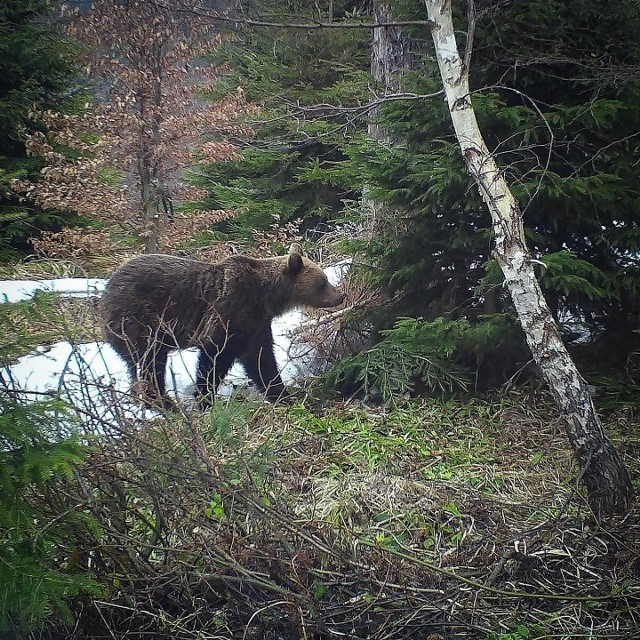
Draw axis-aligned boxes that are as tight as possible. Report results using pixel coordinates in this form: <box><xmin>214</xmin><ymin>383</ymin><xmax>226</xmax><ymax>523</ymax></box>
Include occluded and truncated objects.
<box><xmin>288</xmin><ymin>242</ymin><xmax>306</xmax><ymax>257</ymax></box>
<box><xmin>287</xmin><ymin>251</ymin><xmax>304</xmax><ymax>276</ymax></box>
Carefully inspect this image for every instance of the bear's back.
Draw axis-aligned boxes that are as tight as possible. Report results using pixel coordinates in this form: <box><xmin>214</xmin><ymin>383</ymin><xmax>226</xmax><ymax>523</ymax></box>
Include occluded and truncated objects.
<box><xmin>101</xmin><ymin>254</ymin><xmax>275</xmax><ymax>347</ymax></box>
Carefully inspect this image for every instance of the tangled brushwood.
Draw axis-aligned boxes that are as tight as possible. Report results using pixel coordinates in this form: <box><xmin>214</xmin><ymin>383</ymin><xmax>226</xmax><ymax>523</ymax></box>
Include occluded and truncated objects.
<box><xmin>10</xmin><ymin>391</ymin><xmax>639</xmax><ymax>640</ymax></box>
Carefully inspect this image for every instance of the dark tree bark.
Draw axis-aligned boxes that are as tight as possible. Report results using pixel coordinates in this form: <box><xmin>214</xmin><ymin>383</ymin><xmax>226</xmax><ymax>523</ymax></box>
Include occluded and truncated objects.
<box><xmin>364</xmin><ymin>1</ymin><xmax>415</xmax><ymax>235</ymax></box>
<box><xmin>369</xmin><ymin>2</ymin><xmax>414</xmax><ymax>143</ymax></box>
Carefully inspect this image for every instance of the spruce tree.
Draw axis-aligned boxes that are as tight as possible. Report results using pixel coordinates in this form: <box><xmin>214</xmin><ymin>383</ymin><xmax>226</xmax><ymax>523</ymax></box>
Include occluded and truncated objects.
<box><xmin>193</xmin><ymin>0</ymin><xmax>370</xmax><ymax>244</ymax></box>
<box><xmin>0</xmin><ymin>296</ymin><xmax>101</xmax><ymax>633</ymax></box>
<box><xmin>0</xmin><ymin>0</ymin><xmax>78</xmax><ymax>260</ymax></box>
<box><xmin>348</xmin><ymin>0</ymin><xmax>640</xmax><ymax>387</ymax></box>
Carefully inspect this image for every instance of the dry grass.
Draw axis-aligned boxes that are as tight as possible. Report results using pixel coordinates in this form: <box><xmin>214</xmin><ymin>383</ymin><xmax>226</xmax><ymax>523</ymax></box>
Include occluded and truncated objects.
<box><xmin>0</xmin><ymin>254</ymin><xmax>125</xmax><ymax>279</ymax></box>
<box><xmin>32</xmin><ymin>390</ymin><xmax>639</xmax><ymax>640</ymax></box>
<box><xmin>0</xmin><ymin>293</ymin><xmax>103</xmax><ymax>363</ymax></box>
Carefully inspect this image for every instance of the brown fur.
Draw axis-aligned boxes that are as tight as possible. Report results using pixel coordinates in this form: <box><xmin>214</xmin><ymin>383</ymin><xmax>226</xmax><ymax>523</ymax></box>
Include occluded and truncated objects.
<box><xmin>100</xmin><ymin>244</ymin><xmax>345</xmax><ymax>406</ymax></box>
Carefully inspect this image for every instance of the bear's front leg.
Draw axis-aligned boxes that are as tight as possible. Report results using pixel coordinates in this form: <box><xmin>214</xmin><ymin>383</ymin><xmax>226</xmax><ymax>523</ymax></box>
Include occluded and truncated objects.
<box><xmin>240</xmin><ymin>325</ymin><xmax>290</xmax><ymax>402</ymax></box>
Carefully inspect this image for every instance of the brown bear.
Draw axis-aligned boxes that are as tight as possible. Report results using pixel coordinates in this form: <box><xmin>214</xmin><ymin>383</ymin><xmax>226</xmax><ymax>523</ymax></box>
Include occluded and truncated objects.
<box><xmin>100</xmin><ymin>244</ymin><xmax>345</xmax><ymax>406</ymax></box>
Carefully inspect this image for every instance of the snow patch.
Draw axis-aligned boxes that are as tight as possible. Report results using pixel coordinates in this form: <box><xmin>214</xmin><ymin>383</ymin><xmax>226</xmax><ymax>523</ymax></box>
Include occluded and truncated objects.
<box><xmin>0</xmin><ymin>278</ymin><xmax>106</xmax><ymax>303</ymax></box>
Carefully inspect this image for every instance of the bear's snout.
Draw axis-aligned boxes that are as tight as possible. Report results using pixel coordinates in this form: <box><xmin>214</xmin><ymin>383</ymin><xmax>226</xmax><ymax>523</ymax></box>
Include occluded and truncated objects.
<box><xmin>322</xmin><ymin>289</ymin><xmax>346</xmax><ymax>307</ymax></box>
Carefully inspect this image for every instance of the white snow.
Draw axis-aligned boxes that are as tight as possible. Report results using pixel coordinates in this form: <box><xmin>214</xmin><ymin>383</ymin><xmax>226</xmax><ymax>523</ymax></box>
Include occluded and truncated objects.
<box><xmin>0</xmin><ymin>278</ymin><xmax>106</xmax><ymax>303</ymax></box>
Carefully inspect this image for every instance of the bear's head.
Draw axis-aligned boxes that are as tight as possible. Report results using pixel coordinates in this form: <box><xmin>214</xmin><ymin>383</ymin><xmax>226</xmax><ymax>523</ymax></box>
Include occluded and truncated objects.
<box><xmin>285</xmin><ymin>244</ymin><xmax>346</xmax><ymax>309</ymax></box>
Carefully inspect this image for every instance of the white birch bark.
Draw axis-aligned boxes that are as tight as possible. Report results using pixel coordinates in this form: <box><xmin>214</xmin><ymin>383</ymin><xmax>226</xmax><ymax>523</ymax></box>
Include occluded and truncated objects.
<box><xmin>424</xmin><ymin>0</ymin><xmax>633</xmax><ymax>516</ymax></box>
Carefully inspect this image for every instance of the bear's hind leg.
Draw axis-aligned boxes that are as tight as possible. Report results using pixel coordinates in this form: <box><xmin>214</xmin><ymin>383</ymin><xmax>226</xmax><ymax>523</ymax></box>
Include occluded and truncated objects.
<box><xmin>196</xmin><ymin>344</ymin><xmax>236</xmax><ymax>406</ymax></box>
<box><xmin>111</xmin><ymin>343</ymin><xmax>137</xmax><ymax>386</ymax></box>
<box><xmin>104</xmin><ymin>324</ymin><xmax>139</xmax><ymax>385</ymax></box>
<box><xmin>139</xmin><ymin>343</ymin><xmax>169</xmax><ymax>405</ymax></box>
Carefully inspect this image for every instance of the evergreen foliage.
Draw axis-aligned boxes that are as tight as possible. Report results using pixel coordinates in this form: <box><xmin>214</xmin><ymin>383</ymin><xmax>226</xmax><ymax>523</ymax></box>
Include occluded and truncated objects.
<box><xmin>0</xmin><ymin>395</ymin><xmax>101</xmax><ymax>635</ymax></box>
<box><xmin>0</xmin><ymin>293</ymin><xmax>101</xmax><ymax>634</ymax></box>
<box><xmin>340</xmin><ymin>0</ymin><xmax>640</xmax><ymax>387</ymax></box>
<box><xmin>191</xmin><ymin>0</ymin><xmax>640</xmax><ymax>392</ymax></box>
<box><xmin>325</xmin><ymin>314</ymin><xmax>525</xmax><ymax>403</ymax></box>
<box><xmin>0</xmin><ymin>0</ymin><xmax>79</xmax><ymax>260</ymax></box>
<box><xmin>193</xmin><ymin>0</ymin><xmax>370</xmax><ymax>242</ymax></box>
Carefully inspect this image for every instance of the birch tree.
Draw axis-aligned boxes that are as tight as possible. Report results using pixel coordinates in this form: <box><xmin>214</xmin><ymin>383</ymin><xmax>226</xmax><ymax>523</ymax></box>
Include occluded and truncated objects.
<box><xmin>423</xmin><ymin>0</ymin><xmax>633</xmax><ymax>516</ymax></box>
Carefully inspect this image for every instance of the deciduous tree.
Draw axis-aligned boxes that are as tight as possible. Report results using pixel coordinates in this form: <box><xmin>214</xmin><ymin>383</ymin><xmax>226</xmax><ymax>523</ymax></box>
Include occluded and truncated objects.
<box><xmin>14</xmin><ymin>0</ymin><xmax>252</xmax><ymax>254</ymax></box>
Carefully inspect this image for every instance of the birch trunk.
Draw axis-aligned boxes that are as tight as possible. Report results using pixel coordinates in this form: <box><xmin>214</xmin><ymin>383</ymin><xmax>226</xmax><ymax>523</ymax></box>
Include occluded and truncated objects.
<box><xmin>424</xmin><ymin>0</ymin><xmax>633</xmax><ymax>516</ymax></box>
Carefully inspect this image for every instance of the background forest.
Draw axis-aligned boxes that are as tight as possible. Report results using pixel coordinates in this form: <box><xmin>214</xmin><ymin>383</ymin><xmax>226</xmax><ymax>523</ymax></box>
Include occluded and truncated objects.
<box><xmin>1</xmin><ymin>1</ymin><xmax>639</xmax><ymax>639</ymax></box>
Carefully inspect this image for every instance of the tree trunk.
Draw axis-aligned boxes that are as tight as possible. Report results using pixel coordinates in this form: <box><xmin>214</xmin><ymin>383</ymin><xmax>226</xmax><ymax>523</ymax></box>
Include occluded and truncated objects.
<box><xmin>140</xmin><ymin>164</ymin><xmax>159</xmax><ymax>254</ymax></box>
<box><xmin>138</xmin><ymin>96</ymin><xmax>160</xmax><ymax>255</ymax></box>
<box><xmin>424</xmin><ymin>0</ymin><xmax>633</xmax><ymax>516</ymax></box>
<box><xmin>369</xmin><ymin>2</ymin><xmax>412</xmax><ymax>144</ymax></box>
<box><xmin>139</xmin><ymin>44</ymin><xmax>166</xmax><ymax>255</ymax></box>
<box><xmin>364</xmin><ymin>2</ymin><xmax>414</xmax><ymax>235</ymax></box>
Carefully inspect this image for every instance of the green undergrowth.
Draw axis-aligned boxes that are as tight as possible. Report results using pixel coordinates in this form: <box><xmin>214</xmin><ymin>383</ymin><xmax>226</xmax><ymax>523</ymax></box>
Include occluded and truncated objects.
<box><xmin>129</xmin><ymin>395</ymin><xmax>640</xmax><ymax>638</ymax></box>
<box><xmin>5</xmin><ymin>389</ymin><xmax>639</xmax><ymax>639</ymax></box>
<box><xmin>0</xmin><ymin>395</ymin><xmax>102</xmax><ymax>636</ymax></box>
<box><xmin>1</xmin><ymin>253</ymin><xmax>638</xmax><ymax>638</ymax></box>
<box><xmin>266</xmin><ymin>396</ymin><xmax>582</xmax><ymax>531</ymax></box>
<box><xmin>283</xmin><ymin>400</ymin><xmax>551</xmax><ymax>487</ymax></box>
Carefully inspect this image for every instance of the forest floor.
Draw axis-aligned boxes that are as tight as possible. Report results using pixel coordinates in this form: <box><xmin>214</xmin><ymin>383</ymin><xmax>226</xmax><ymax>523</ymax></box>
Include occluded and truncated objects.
<box><xmin>1</xmin><ymin>258</ymin><xmax>639</xmax><ymax>640</ymax></box>
<box><xmin>51</xmin><ymin>390</ymin><xmax>640</xmax><ymax>640</ymax></box>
